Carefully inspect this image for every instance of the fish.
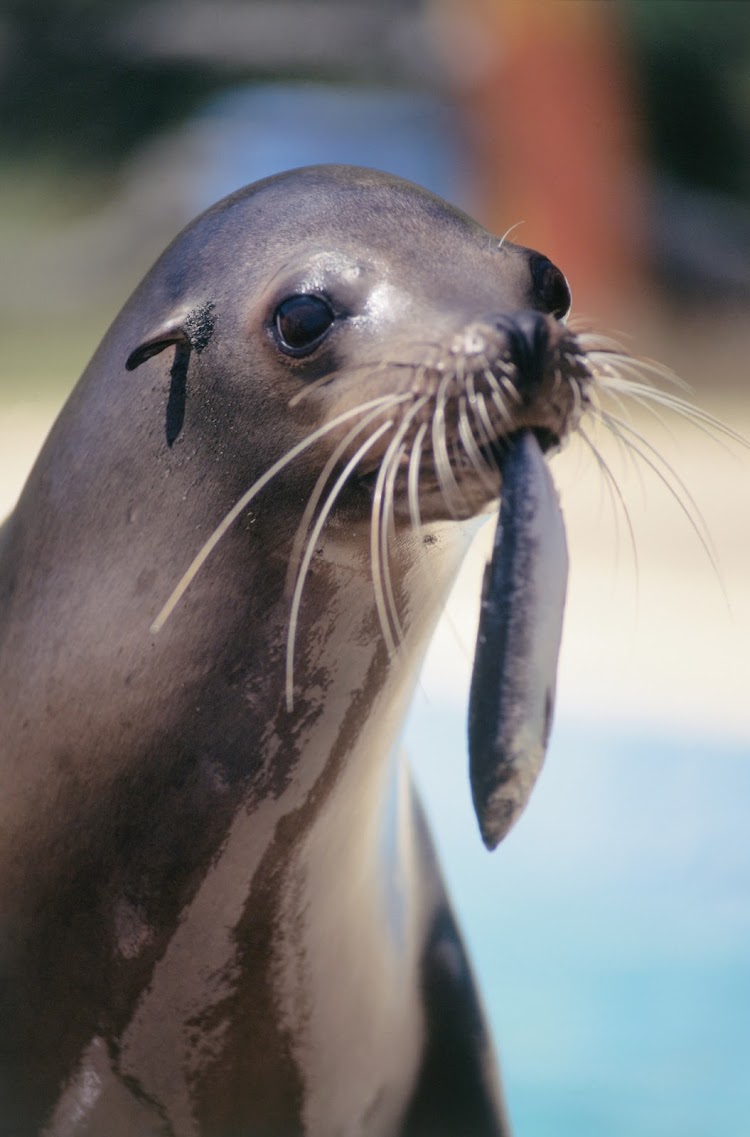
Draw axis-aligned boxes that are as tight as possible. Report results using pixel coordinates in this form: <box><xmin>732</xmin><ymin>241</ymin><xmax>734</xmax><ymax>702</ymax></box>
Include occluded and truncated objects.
<box><xmin>469</xmin><ymin>430</ymin><xmax>569</xmax><ymax>849</ymax></box>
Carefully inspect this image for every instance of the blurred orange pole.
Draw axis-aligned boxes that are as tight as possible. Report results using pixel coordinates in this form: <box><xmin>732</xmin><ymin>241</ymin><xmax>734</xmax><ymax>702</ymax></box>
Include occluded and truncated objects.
<box><xmin>431</xmin><ymin>0</ymin><xmax>647</xmax><ymax>319</ymax></box>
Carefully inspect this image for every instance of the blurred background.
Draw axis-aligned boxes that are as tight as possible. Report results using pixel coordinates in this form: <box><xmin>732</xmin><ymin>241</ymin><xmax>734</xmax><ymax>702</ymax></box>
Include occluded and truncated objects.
<box><xmin>1</xmin><ymin>1</ymin><xmax>748</xmax><ymax>1133</ymax></box>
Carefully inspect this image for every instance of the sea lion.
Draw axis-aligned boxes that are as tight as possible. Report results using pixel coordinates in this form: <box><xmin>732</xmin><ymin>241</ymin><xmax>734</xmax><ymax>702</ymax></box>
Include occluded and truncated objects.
<box><xmin>0</xmin><ymin>165</ymin><xmax>589</xmax><ymax>1136</ymax></box>
<box><xmin>469</xmin><ymin>429</ymin><xmax>569</xmax><ymax>851</ymax></box>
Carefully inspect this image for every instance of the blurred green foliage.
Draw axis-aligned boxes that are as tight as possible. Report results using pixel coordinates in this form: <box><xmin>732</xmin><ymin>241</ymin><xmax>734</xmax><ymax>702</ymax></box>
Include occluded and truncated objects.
<box><xmin>630</xmin><ymin>0</ymin><xmax>750</xmax><ymax>200</ymax></box>
<box><xmin>0</xmin><ymin>0</ymin><xmax>232</xmax><ymax>166</ymax></box>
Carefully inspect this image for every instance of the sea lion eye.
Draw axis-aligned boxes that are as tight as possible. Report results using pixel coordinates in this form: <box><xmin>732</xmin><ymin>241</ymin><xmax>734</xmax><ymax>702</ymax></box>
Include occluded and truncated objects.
<box><xmin>530</xmin><ymin>254</ymin><xmax>571</xmax><ymax>321</ymax></box>
<box><xmin>274</xmin><ymin>294</ymin><xmax>335</xmax><ymax>354</ymax></box>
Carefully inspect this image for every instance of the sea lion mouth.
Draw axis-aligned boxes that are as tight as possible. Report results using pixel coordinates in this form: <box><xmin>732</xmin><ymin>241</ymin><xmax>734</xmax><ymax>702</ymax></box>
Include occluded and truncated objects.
<box><xmin>481</xmin><ymin>426</ymin><xmax>562</xmax><ymax>466</ymax></box>
<box><xmin>356</xmin><ymin>427</ymin><xmax>560</xmax><ymax>497</ymax></box>
<box><xmin>352</xmin><ymin>320</ymin><xmax>590</xmax><ymax>521</ymax></box>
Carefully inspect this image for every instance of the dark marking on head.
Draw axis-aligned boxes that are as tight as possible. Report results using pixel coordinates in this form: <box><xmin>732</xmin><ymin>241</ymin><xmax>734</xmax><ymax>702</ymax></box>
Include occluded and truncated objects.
<box><xmin>125</xmin><ymin>302</ymin><xmax>215</xmax><ymax>371</ymax></box>
<box><xmin>126</xmin><ymin>302</ymin><xmax>216</xmax><ymax>446</ymax></box>
<box><xmin>165</xmin><ymin>341</ymin><xmax>191</xmax><ymax>448</ymax></box>
<box><xmin>184</xmin><ymin>302</ymin><xmax>216</xmax><ymax>354</ymax></box>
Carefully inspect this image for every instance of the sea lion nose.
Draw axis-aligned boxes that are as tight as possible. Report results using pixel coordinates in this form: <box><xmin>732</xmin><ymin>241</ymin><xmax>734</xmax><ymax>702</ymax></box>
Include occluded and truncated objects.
<box><xmin>496</xmin><ymin>309</ymin><xmax>551</xmax><ymax>397</ymax></box>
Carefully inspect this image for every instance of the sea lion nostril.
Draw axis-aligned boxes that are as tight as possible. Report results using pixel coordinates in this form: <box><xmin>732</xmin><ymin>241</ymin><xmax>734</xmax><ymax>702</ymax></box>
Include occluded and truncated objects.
<box><xmin>530</xmin><ymin>253</ymin><xmax>571</xmax><ymax>320</ymax></box>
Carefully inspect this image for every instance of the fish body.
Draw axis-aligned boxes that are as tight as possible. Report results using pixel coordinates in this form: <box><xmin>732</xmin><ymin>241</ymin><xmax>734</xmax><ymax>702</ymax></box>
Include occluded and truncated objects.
<box><xmin>469</xmin><ymin>431</ymin><xmax>569</xmax><ymax>849</ymax></box>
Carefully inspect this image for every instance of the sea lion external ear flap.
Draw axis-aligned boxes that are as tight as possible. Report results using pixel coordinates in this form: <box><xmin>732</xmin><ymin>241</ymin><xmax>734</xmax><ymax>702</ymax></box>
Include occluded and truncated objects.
<box><xmin>125</xmin><ymin>303</ymin><xmax>215</xmax><ymax>446</ymax></box>
<box><xmin>125</xmin><ymin>302</ymin><xmax>216</xmax><ymax>371</ymax></box>
<box><xmin>126</xmin><ymin>319</ymin><xmax>190</xmax><ymax>371</ymax></box>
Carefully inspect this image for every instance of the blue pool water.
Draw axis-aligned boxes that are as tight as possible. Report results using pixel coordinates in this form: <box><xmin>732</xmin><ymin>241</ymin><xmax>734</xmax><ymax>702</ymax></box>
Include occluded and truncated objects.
<box><xmin>406</xmin><ymin>706</ymin><xmax>750</xmax><ymax>1137</ymax></box>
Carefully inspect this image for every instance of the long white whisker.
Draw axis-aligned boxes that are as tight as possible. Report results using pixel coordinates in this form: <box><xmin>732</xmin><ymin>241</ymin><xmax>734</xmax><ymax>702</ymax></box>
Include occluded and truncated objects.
<box><xmin>286</xmin><ymin>355</ymin><xmax>428</xmax><ymax>408</ymax></box>
<box><xmin>474</xmin><ymin>391</ymin><xmax>501</xmax><ymax>465</ymax></box>
<box><xmin>589</xmin><ymin>402</ymin><xmax>648</xmax><ymax>501</ymax></box>
<box><xmin>603</xmin><ymin>410</ymin><xmax>716</xmax><ymax>550</ymax></box>
<box><xmin>603</xmin><ymin>386</ymin><xmax>685</xmax><ymax>451</ymax></box>
<box><xmin>600</xmin><ymin>410</ymin><xmax>727</xmax><ymax>595</ymax></box>
<box><xmin>597</xmin><ymin>375</ymin><xmax>749</xmax><ymax>449</ymax></box>
<box><xmin>569</xmin><ymin>372</ymin><xmax>583</xmax><ymax>424</ymax></box>
<box><xmin>286</xmin><ymin>419</ymin><xmax>394</xmax><ymax>711</ymax></box>
<box><xmin>458</xmin><ymin>394</ymin><xmax>496</xmax><ymax>493</ymax></box>
<box><xmin>497</xmin><ymin>219</ymin><xmax>525</xmax><ymax>249</ymax></box>
<box><xmin>286</xmin><ymin>359</ymin><xmax>387</xmax><ymax>408</ymax></box>
<box><xmin>495</xmin><ymin>368</ymin><xmax>521</xmax><ymax>406</ymax></box>
<box><xmin>408</xmin><ymin>421</ymin><xmax>428</xmax><ymax>530</ymax></box>
<box><xmin>284</xmin><ymin>397</ymin><xmax>404</xmax><ymax>597</ymax></box>
<box><xmin>481</xmin><ymin>366</ymin><xmax>514</xmax><ymax>429</ymax></box>
<box><xmin>583</xmin><ymin>346</ymin><xmax>691</xmax><ymax>392</ymax></box>
<box><xmin>578</xmin><ymin>426</ymin><xmax>640</xmax><ymax>595</ymax></box>
<box><xmin>380</xmin><ymin>441</ymin><xmax>408</xmax><ymax>649</ymax></box>
<box><xmin>372</xmin><ymin>397</ymin><xmax>430</xmax><ymax>652</ymax></box>
<box><xmin>151</xmin><ymin>395</ymin><xmax>408</xmax><ymax>633</ymax></box>
<box><xmin>432</xmin><ymin>371</ymin><xmax>467</xmax><ymax>516</ymax></box>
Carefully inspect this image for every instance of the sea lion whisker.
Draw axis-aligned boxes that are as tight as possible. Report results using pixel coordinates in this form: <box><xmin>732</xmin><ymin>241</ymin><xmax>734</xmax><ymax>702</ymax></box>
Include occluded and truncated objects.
<box><xmin>574</xmin><ymin>332</ymin><xmax>635</xmax><ymax>357</ymax></box>
<box><xmin>602</xmin><ymin>385</ymin><xmax>690</xmax><ymax>453</ymax></box>
<box><xmin>599</xmin><ymin>409</ymin><xmax>727</xmax><ymax>593</ymax></box>
<box><xmin>479</xmin><ymin>370</ymin><xmax>512</xmax><ymax>428</ymax></box>
<box><xmin>288</xmin><ymin>357</ymin><xmax>430</xmax><ymax>407</ymax></box>
<box><xmin>151</xmin><ymin>394</ymin><xmax>408</xmax><ymax>633</ymax></box>
<box><xmin>477</xmin><ymin>359</ymin><xmax>515</xmax><ymax>424</ymax></box>
<box><xmin>488</xmin><ymin>388</ymin><xmax>515</xmax><ymax>430</ymax></box>
<box><xmin>596</xmin><ymin>362</ymin><xmax>711</xmax><ymax>442</ymax></box>
<box><xmin>591</xmin><ymin>353</ymin><xmax>684</xmax><ymax>394</ymax></box>
<box><xmin>287</xmin><ymin>365</ymin><xmax>366</xmax><ymax>407</ymax></box>
<box><xmin>370</xmin><ymin>447</ymin><xmax>393</xmax><ymax>659</ymax></box>
<box><xmin>380</xmin><ymin>439</ymin><xmax>409</xmax><ymax>648</ymax></box>
<box><xmin>286</xmin><ymin>418</ymin><xmax>394</xmax><ymax>711</ymax></box>
<box><xmin>430</xmin><ymin>406</ymin><xmax>449</xmax><ymax>519</ymax></box>
<box><xmin>587</xmin><ymin>397</ymin><xmax>649</xmax><ymax>497</ymax></box>
<box><xmin>285</xmin><ymin>397</ymin><xmax>406</xmax><ymax>598</ymax></box>
<box><xmin>373</xmin><ymin>397</ymin><xmax>431</xmax><ymax>651</ymax></box>
<box><xmin>578</xmin><ymin>426</ymin><xmax>640</xmax><ymax>591</ymax></box>
<box><xmin>586</xmin><ymin>368</ymin><xmax>686</xmax><ymax>434</ymax></box>
<box><xmin>473</xmin><ymin>391</ymin><xmax>502</xmax><ymax>468</ymax></box>
<box><xmin>407</xmin><ymin>420</ymin><xmax>428</xmax><ymax>530</ymax></box>
<box><xmin>450</xmin><ymin>430</ymin><xmax>472</xmax><ymax>497</ymax></box>
<box><xmin>596</xmin><ymin>375</ymin><xmax>749</xmax><ymax>449</ymax></box>
<box><xmin>412</xmin><ymin>360</ymin><xmax>428</xmax><ymax>393</ymax></box>
<box><xmin>496</xmin><ymin>219</ymin><xmax>525</xmax><ymax>249</ymax></box>
<box><xmin>602</xmin><ymin>409</ymin><xmax>716</xmax><ymax>546</ymax></box>
<box><xmin>568</xmin><ymin>372</ymin><xmax>583</xmax><ymax>424</ymax></box>
<box><xmin>590</xmin><ymin>390</ymin><xmax>670</xmax><ymax>501</ymax></box>
<box><xmin>565</xmin><ymin>312</ymin><xmax>598</xmax><ymax>335</ymax></box>
<box><xmin>464</xmin><ymin>369</ymin><xmax>480</xmax><ymax>409</ymax></box>
<box><xmin>458</xmin><ymin>395</ymin><xmax>496</xmax><ymax>494</ymax></box>
<box><xmin>432</xmin><ymin>371</ymin><xmax>469</xmax><ymax>517</ymax></box>
<box><xmin>497</xmin><ymin>372</ymin><xmax>521</xmax><ymax>404</ymax></box>
<box><xmin>586</xmin><ymin>375</ymin><xmax>632</xmax><ymax>424</ymax></box>
<box><xmin>582</xmin><ymin>345</ymin><xmax>691</xmax><ymax>392</ymax></box>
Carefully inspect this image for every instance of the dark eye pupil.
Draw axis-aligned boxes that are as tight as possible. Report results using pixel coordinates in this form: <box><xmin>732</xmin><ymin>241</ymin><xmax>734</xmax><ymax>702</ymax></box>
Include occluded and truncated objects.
<box><xmin>530</xmin><ymin>254</ymin><xmax>571</xmax><ymax>320</ymax></box>
<box><xmin>275</xmin><ymin>295</ymin><xmax>335</xmax><ymax>352</ymax></box>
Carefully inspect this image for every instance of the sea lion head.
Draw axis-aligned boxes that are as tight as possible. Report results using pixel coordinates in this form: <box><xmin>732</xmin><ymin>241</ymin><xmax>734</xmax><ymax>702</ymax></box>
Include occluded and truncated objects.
<box><xmin>124</xmin><ymin>165</ymin><xmax>590</xmax><ymax>534</ymax></box>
